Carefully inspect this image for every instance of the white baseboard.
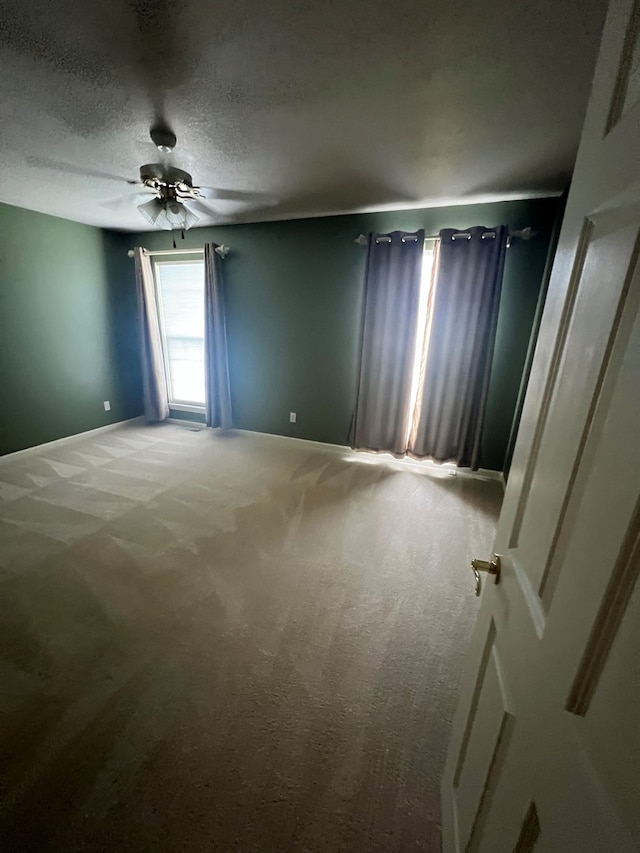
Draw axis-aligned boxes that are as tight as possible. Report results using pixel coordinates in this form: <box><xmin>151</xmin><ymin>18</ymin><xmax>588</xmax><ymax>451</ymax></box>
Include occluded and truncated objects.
<box><xmin>476</xmin><ymin>468</ymin><xmax>507</xmax><ymax>489</ymax></box>
<box><xmin>0</xmin><ymin>416</ymin><xmax>145</xmax><ymax>464</ymax></box>
<box><xmin>235</xmin><ymin>427</ymin><xmax>347</xmax><ymax>454</ymax></box>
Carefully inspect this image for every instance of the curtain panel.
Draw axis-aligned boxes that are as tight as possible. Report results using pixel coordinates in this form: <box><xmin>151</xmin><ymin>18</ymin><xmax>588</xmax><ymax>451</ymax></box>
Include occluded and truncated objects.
<box><xmin>353</xmin><ymin>230</ymin><xmax>425</xmax><ymax>455</ymax></box>
<box><xmin>204</xmin><ymin>243</ymin><xmax>233</xmax><ymax>430</ymax></box>
<box><xmin>409</xmin><ymin>225</ymin><xmax>508</xmax><ymax>469</ymax></box>
<box><xmin>134</xmin><ymin>247</ymin><xmax>169</xmax><ymax>422</ymax></box>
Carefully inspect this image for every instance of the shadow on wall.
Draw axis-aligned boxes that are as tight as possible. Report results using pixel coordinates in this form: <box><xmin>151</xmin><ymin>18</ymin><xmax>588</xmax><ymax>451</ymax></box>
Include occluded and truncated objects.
<box><xmin>101</xmin><ymin>230</ymin><xmax>144</xmax><ymax>423</ymax></box>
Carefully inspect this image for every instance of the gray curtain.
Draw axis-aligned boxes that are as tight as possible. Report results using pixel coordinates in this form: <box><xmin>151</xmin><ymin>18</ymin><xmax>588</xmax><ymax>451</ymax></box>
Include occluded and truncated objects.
<box><xmin>134</xmin><ymin>247</ymin><xmax>169</xmax><ymax>422</ymax></box>
<box><xmin>204</xmin><ymin>243</ymin><xmax>233</xmax><ymax>429</ymax></box>
<box><xmin>409</xmin><ymin>225</ymin><xmax>507</xmax><ymax>469</ymax></box>
<box><xmin>353</xmin><ymin>230</ymin><xmax>425</xmax><ymax>455</ymax></box>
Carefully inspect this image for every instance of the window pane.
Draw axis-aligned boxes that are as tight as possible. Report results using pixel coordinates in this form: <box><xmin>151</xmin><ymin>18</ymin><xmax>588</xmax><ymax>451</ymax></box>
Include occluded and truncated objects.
<box><xmin>156</xmin><ymin>261</ymin><xmax>205</xmax><ymax>405</ymax></box>
<box><xmin>166</xmin><ymin>337</ymin><xmax>205</xmax><ymax>405</ymax></box>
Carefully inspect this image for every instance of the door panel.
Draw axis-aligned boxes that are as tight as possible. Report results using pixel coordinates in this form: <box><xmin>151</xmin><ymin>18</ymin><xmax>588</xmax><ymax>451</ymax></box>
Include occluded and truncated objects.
<box><xmin>453</xmin><ymin>647</ymin><xmax>514</xmax><ymax>852</ymax></box>
<box><xmin>585</xmin><ymin>579</ymin><xmax>640</xmax><ymax>838</ymax></box>
<box><xmin>606</xmin><ymin>0</ymin><xmax>640</xmax><ymax>128</ymax></box>
<box><xmin>516</xmin><ymin>211</ymin><xmax>639</xmax><ymax>598</ymax></box>
<box><xmin>508</xmin><ymin>218</ymin><xmax>592</xmax><ymax>554</ymax></box>
<box><xmin>441</xmin><ymin>0</ymin><xmax>640</xmax><ymax>849</ymax></box>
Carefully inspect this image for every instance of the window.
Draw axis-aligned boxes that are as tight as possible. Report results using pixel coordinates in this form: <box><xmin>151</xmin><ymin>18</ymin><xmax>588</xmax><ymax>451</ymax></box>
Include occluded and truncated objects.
<box><xmin>154</xmin><ymin>259</ymin><xmax>205</xmax><ymax>410</ymax></box>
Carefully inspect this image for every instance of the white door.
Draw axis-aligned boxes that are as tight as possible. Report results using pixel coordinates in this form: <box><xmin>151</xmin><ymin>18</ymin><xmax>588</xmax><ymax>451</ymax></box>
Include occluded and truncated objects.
<box><xmin>441</xmin><ymin>0</ymin><xmax>640</xmax><ymax>850</ymax></box>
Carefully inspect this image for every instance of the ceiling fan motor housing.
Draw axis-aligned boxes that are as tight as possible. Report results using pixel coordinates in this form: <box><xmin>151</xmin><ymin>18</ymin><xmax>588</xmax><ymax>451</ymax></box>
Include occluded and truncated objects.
<box><xmin>139</xmin><ymin>164</ymin><xmax>193</xmax><ymax>186</ymax></box>
<box><xmin>139</xmin><ymin>165</ymin><xmax>202</xmax><ymax>200</ymax></box>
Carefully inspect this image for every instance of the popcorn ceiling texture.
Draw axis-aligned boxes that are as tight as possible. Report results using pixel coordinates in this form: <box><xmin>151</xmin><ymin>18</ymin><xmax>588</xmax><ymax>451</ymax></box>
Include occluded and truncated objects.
<box><xmin>0</xmin><ymin>0</ymin><xmax>606</xmax><ymax>230</ymax></box>
<box><xmin>0</xmin><ymin>423</ymin><xmax>502</xmax><ymax>851</ymax></box>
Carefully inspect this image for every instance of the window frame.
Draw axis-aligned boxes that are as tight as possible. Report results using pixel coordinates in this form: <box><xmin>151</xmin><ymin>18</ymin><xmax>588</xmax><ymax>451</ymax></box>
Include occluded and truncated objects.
<box><xmin>152</xmin><ymin>256</ymin><xmax>206</xmax><ymax>413</ymax></box>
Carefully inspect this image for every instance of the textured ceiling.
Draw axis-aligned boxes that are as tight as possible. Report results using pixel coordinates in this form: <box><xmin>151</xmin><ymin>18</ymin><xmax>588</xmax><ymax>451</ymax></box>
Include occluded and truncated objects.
<box><xmin>0</xmin><ymin>0</ymin><xmax>607</xmax><ymax>232</ymax></box>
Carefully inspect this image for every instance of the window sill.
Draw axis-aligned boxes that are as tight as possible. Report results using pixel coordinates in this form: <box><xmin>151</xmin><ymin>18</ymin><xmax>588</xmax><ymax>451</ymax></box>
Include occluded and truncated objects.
<box><xmin>170</xmin><ymin>403</ymin><xmax>206</xmax><ymax>414</ymax></box>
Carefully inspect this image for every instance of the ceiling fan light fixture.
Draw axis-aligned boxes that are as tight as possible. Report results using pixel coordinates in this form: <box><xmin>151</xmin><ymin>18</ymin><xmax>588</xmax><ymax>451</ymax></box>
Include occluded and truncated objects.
<box><xmin>166</xmin><ymin>203</ymin><xmax>199</xmax><ymax>231</ymax></box>
<box><xmin>138</xmin><ymin>197</ymin><xmax>165</xmax><ymax>228</ymax></box>
<box><xmin>137</xmin><ymin>197</ymin><xmax>199</xmax><ymax>231</ymax></box>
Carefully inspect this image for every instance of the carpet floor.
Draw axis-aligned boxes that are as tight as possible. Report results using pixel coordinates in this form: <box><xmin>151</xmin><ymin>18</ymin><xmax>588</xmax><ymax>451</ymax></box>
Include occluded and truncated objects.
<box><xmin>0</xmin><ymin>423</ymin><xmax>502</xmax><ymax>852</ymax></box>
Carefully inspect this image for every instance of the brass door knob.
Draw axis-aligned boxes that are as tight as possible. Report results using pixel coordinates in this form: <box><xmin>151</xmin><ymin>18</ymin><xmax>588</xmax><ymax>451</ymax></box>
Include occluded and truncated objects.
<box><xmin>470</xmin><ymin>555</ymin><xmax>501</xmax><ymax>596</ymax></box>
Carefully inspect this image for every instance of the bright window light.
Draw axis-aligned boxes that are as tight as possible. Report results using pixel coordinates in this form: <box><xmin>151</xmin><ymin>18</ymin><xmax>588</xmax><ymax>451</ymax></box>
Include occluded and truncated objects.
<box><xmin>405</xmin><ymin>247</ymin><xmax>436</xmax><ymax>445</ymax></box>
<box><xmin>154</xmin><ymin>260</ymin><xmax>205</xmax><ymax>408</ymax></box>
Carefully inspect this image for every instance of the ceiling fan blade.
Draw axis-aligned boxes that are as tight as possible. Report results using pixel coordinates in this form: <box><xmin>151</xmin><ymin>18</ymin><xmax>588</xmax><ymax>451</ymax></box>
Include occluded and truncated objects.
<box><xmin>183</xmin><ymin>198</ymin><xmax>219</xmax><ymax>218</ymax></box>
<box><xmin>99</xmin><ymin>191</ymin><xmax>156</xmax><ymax>211</ymax></box>
<box><xmin>196</xmin><ymin>187</ymin><xmax>278</xmax><ymax>206</ymax></box>
<box><xmin>26</xmin><ymin>155</ymin><xmax>138</xmax><ymax>184</ymax></box>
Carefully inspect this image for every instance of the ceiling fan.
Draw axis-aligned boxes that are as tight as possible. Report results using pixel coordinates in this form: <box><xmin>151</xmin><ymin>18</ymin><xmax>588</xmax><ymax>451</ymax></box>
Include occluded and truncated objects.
<box><xmin>131</xmin><ymin>161</ymin><xmax>214</xmax><ymax>232</ymax></box>
<box><xmin>28</xmin><ymin>126</ymin><xmax>276</xmax><ymax>233</ymax></box>
<box><xmin>114</xmin><ymin>126</ymin><xmax>269</xmax><ymax>234</ymax></box>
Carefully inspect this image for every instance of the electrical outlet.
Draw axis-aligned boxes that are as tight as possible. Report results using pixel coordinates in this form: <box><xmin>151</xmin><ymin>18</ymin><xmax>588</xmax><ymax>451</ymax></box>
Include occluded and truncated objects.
<box><xmin>103</xmin><ymin>401</ymin><xmax>111</xmax><ymax>412</ymax></box>
<box><xmin>289</xmin><ymin>412</ymin><xmax>297</xmax><ymax>423</ymax></box>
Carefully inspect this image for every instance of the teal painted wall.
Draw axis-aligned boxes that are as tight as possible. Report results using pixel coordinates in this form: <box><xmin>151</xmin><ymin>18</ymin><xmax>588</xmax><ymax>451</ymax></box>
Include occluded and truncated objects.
<box><xmin>0</xmin><ymin>196</ymin><xmax>558</xmax><ymax>466</ymax></box>
<box><xmin>134</xmin><ymin>196</ymin><xmax>560</xmax><ymax>471</ymax></box>
<box><xmin>0</xmin><ymin>204</ymin><xmax>142</xmax><ymax>455</ymax></box>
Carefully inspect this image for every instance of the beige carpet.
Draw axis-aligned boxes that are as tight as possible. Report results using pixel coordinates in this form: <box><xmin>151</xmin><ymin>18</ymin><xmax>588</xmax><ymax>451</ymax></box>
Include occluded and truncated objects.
<box><xmin>0</xmin><ymin>422</ymin><xmax>502</xmax><ymax>852</ymax></box>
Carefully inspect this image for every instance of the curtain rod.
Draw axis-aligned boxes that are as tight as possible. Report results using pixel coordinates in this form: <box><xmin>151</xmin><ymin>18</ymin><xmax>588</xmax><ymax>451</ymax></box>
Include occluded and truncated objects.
<box><xmin>126</xmin><ymin>246</ymin><xmax>230</xmax><ymax>258</ymax></box>
<box><xmin>354</xmin><ymin>226</ymin><xmax>535</xmax><ymax>247</ymax></box>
